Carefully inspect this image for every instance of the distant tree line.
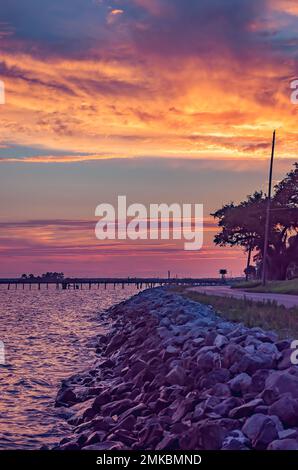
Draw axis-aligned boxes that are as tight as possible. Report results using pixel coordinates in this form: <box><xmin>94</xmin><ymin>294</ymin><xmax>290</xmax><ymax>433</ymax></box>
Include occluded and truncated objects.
<box><xmin>20</xmin><ymin>272</ymin><xmax>65</xmax><ymax>281</ymax></box>
<box><xmin>212</xmin><ymin>163</ymin><xmax>298</xmax><ymax>281</ymax></box>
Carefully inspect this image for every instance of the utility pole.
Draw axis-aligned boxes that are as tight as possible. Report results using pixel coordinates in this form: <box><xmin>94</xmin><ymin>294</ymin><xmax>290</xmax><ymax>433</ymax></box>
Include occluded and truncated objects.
<box><xmin>262</xmin><ymin>130</ymin><xmax>276</xmax><ymax>286</ymax></box>
<box><xmin>245</xmin><ymin>242</ymin><xmax>253</xmax><ymax>282</ymax></box>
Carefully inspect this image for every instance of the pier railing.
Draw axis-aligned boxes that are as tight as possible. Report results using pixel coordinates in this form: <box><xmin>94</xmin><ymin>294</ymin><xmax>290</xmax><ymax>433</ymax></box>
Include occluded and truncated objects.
<box><xmin>0</xmin><ymin>277</ymin><xmax>227</xmax><ymax>290</ymax></box>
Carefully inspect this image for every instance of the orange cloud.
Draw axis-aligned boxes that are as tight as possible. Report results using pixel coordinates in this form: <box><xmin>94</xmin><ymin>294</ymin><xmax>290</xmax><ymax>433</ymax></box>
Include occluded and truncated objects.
<box><xmin>107</xmin><ymin>8</ymin><xmax>124</xmax><ymax>24</ymax></box>
<box><xmin>110</xmin><ymin>9</ymin><xmax>124</xmax><ymax>16</ymax></box>
<box><xmin>0</xmin><ymin>1</ymin><xmax>298</xmax><ymax>164</ymax></box>
<box><xmin>271</xmin><ymin>0</ymin><xmax>298</xmax><ymax>15</ymax></box>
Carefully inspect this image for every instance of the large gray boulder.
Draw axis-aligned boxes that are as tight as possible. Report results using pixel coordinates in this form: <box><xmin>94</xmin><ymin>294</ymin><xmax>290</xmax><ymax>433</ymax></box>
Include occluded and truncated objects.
<box><xmin>265</xmin><ymin>371</ymin><xmax>298</xmax><ymax>399</ymax></box>
<box><xmin>268</xmin><ymin>439</ymin><xmax>298</xmax><ymax>450</ymax></box>
<box><xmin>242</xmin><ymin>414</ymin><xmax>279</xmax><ymax>450</ymax></box>
<box><xmin>269</xmin><ymin>394</ymin><xmax>298</xmax><ymax>427</ymax></box>
<box><xmin>229</xmin><ymin>373</ymin><xmax>252</xmax><ymax>395</ymax></box>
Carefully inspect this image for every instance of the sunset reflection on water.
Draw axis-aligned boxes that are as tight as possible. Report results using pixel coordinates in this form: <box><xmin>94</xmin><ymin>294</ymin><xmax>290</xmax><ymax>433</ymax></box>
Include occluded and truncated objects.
<box><xmin>0</xmin><ymin>285</ymin><xmax>139</xmax><ymax>449</ymax></box>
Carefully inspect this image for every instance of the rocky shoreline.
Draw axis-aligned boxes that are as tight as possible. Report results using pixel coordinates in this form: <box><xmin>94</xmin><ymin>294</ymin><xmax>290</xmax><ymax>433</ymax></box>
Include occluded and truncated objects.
<box><xmin>54</xmin><ymin>288</ymin><xmax>298</xmax><ymax>451</ymax></box>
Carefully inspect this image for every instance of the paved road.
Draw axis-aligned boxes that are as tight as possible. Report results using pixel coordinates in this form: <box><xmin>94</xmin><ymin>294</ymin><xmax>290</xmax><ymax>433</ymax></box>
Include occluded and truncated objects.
<box><xmin>188</xmin><ymin>285</ymin><xmax>298</xmax><ymax>309</ymax></box>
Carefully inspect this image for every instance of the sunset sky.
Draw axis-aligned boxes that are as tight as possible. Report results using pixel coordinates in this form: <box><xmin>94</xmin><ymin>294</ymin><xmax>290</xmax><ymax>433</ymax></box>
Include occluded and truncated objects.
<box><xmin>1</xmin><ymin>0</ymin><xmax>298</xmax><ymax>277</ymax></box>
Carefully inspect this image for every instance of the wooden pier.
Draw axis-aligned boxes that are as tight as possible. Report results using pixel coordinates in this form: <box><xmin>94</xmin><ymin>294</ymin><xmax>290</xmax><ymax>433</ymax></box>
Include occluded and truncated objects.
<box><xmin>0</xmin><ymin>277</ymin><xmax>226</xmax><ymax>290</ymax></box>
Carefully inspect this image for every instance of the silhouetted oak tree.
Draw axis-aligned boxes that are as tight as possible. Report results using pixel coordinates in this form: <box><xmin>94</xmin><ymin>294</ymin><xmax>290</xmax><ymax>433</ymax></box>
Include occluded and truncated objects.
<box><xmin>212</xmin><ymin>164</ymin><xmax>298</xmax><ymax>280</ymax></box>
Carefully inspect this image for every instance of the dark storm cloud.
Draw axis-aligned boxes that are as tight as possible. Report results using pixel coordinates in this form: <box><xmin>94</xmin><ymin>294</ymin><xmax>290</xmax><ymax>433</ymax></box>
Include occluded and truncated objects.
<box><xmin>0</xmin><ymin>0</ymin><xmax>109</xmax><ymax>55</ymax></box>
<box><xmin>123</xmin><ymin>0</ymin><xmax>271</xmax><ymax>60</ymax></box>
<box><xmin>0</xmin><ymin>0</ymin><xmax>272</xmax><ymax>60</ymax></box>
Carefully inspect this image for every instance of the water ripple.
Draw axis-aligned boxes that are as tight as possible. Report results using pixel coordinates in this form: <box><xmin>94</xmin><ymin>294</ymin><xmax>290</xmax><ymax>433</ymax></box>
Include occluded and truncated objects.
<box><xmin>0</xmin><ymin>285</ymin><xmax>138</xmax><ymax>449</ymax></box>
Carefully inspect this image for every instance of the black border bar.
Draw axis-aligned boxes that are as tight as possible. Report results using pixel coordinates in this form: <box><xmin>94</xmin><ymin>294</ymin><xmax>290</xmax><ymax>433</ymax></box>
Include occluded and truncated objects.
<box><xmin>0</xmin><ymin>451</ymin><xmax>296</xmax><ymax>467</ymax></box>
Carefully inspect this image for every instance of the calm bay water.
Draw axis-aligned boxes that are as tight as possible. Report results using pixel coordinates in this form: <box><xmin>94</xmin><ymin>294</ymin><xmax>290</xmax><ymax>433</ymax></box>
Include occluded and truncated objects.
<box><xmin>0</xmin><ymin>285</ymin><xmax>139</xmax><ymax>449</ymax></box>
